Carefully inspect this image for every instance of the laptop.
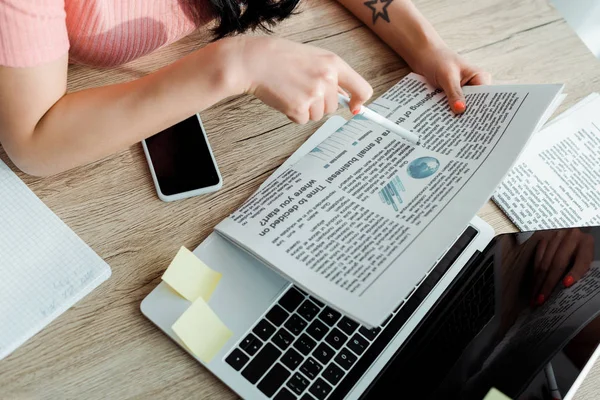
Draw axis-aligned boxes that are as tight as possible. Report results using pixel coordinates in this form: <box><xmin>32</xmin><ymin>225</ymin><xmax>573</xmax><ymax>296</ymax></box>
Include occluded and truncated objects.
<box><xmin>142</xmin><ymin>222</ymin><xmax>600</xmax><ymax>400</ymax></box>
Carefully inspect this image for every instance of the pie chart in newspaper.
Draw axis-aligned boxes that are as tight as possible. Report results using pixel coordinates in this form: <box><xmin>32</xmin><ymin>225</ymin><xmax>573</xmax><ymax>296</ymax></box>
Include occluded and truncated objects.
<box><xmin>407</xmin><ymin>157</ymin><xmax>440</xmax><ymax>179</ymax></box>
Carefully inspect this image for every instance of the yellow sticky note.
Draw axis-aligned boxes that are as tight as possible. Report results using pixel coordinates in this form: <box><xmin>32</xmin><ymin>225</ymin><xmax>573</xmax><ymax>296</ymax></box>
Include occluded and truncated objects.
<box><xmin>483</xmin><ymin>388</ymin><xmax>512</xmax><ymax>400</ymax></box>
<box><xmin>172</xmin><ymin>297</ymin><xmax>233</xmax><ymax>363</ymax></box>
<box><xmin>162</xmin><ymin>246</ymin><xmax>222</xmax><ymax>302</ymax></box>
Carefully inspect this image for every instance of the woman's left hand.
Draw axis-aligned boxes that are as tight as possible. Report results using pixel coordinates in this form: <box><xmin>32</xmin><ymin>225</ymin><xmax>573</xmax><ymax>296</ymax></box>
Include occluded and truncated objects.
<box><xmin>409</xmin><ymin>45</ymin><xmax>492</xmax><ymax>114</ymax></box>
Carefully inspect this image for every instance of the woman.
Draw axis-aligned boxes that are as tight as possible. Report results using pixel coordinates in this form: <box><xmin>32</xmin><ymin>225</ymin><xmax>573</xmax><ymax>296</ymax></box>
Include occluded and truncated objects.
<box><xmin>0</xmin><ymin>0</ymin><xmax>490</xmax><ymax>176</ymax></box>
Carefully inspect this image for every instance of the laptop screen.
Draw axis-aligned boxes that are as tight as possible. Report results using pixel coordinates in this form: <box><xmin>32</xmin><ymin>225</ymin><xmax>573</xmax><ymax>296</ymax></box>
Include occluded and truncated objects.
<box><xmin>364</xmin><ymin>227</ymin><xmax>600</xmax><ymax>400</ymax></box>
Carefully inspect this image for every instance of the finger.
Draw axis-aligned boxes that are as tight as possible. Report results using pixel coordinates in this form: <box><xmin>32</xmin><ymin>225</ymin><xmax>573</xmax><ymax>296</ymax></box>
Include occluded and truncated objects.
<box><xmin>438</xmin><ymin>68</ymin><xmax>467</xmax><ymax>114</ymax></box>
<box><xmin>325</xmin><ymin>86</ymin><xmax>339</xmax><ymax>114</ymax></box>
<box><xmin>335</xmin><ymin>57</ymin><xmax>373</xmax><ymax>114</ymax></box>
<box><xmin>288</xmin><ymin>112</ymin><xmax>309</xmax><ymax>124</ymax></box>
<box><xmin>532</xmin><ymin>236</ymin><xmax>548</xmax><ymax>301</ymax></box>
<box><xmin>563</xmin><ymin>234</ymin><xmax>594</xmax><ymax>288</ymax></box>
<box><xmin>466</xmin><ymin>71</ymin><xmax>492</xmax><ymax>86</ymax></box>
<box><xmin>288</xmin><ymin>102</ymin><xmax>310</xmax><ymax>124</ymax></box>
<box><xmin>532</xmin><ymin>231</ymin><xmax>566</xmax><ymax>304</ymax></box>
<box><xmin>538</xmin><ymin>231</ymin><xmax>579</xmax><ymax>299</ymax></box>
<box><xmin>337</xmin><ymin>87</ymin><xmax>349</xmax><ymax>97</ymax></box>
<box><xmin>309</xmin><ymin>95</ymin><xmax>325</xmax><ymax>122</ymax></box>
<box><xmin>534</xmin><ymin>237</ymin><xmax>548</xmax><ymax>272</ymax></box>
<box><xmin>540</xmin><ymin>230</ymin><xmax>566</xmax><ymax>271</ymax></box>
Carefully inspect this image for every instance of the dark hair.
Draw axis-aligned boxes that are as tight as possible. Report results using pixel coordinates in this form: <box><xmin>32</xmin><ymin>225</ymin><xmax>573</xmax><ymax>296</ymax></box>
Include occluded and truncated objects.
<box><xmin>183</xmin><ymin>0</ymin><xmax>301</xmax><ymax>40</ymax></box>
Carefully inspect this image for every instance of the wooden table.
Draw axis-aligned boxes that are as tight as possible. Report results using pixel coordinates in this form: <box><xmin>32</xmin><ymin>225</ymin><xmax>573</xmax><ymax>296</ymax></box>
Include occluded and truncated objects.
<box><xmin>2</xmin><ymin>0</ymin><xmax>600</xmax><ymax>398</ymax></box>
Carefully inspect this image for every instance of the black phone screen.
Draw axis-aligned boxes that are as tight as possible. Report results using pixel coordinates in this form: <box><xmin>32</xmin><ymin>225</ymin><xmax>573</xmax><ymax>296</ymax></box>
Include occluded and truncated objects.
<box><xmin>145</xmin><ymin>115</ymin><xmax>220</xmax><ymax>196</ymax></box>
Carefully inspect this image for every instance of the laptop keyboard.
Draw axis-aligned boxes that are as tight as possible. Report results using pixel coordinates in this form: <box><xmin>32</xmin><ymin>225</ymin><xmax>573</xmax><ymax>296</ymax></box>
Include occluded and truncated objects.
<box><xmin>225</xmin><ymin>226</ymin><xmax>479</xmax><ymax>399</ymax></box>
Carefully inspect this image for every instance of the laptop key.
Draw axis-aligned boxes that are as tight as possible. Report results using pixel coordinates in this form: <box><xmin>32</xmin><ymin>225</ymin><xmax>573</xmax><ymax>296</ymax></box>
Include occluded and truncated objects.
<box><xmin>358</xmin><ymin>326</ymin><xmax>380</xmax><ymax>341</ymax></box>
<box><xmin>225</xmin><ymin>349</ymin><xmax>249</xmax><ymax>371</ymax></box>
<box><xmin>309</xmin><ymin>378</ymin><xmax>332</xmax><ymax>400</ymax></box>
<box><xmin>312</xmin><ymin>343</ymin><xmax>335</xmax><ymax>365</ymax></box>
<box><xmin>322</xmin><ymin>362</ymin><xmax>344</xmax><ymax>385</ymax></box>
<box><xmin>257</xmin><ymin>363</ymin><xmax>291</xmax><ymax>397</ymax></box>
<box><xmin>300</xmin><ymin>357</ymin><xmax>322</xmax><ymax>380</ymax></box>
<box><xmin>318</xmin><ymin>307</ymin><xmax>341</xmax><ymax>326</ymax></box>
<box><xmin>347</xmin><ymin>334</ymin><xmax>369</xmax><ymax>355</ymax></box>
<box><xmin>325</xmin><ymin>328</ymin><xmax>347</xmax><ymax>350</ymax></box>
<box><xmin>267</xmin><ymin>304</ymin><xmax>290</xmax><ymax>326</ymax></box>
<box><xmin>254</xmin><ymin>319</ymin><xmax>277</xmax><ymax>341</ymax></box>
<box><xmin>287</xmin><ymin>372</ymin><xmax>310</xmax><ymax>395</ymax></box>
<box><xmin>281</xmin><ymin>348</ymin><xmax>304</xmax><ymax>371</ymax></box>
<box><xmin>285</xmin><ymin>314</ymin><xmax>308</xmax><ymax>336</ymax></box>
<box><xmin>240</xmin><ymin>333</ymin><xmax>263</xmax><ymax>356</ymax></box>
<box><xmin>275</xmin><ymin>388</ymin><xmax>298</xmax><ymax>400</ymax></box>
<box><xmin>297</xmin><ymin>300</ymin><xmax>320</xmax><ymax>322</ymax></box>
<box><xmin>273</xmin><ymin>328</ymin><xmax>295</xmax><ymax>351</ymax></box>
<box><xmin>337</xmin><ymin>316</ymin><xmax>359</xmax><ymax>335</ymax></box>
<box><xmin>306</xmin><ymin>319</ymin><xmax>329</xmax><ymax>341</ymax></box>
<box><xmin>279</xmin><ymin>288</ymin><xmax>305</xmax><ymax>313</ymax></box>
<box><xmin>293</xmin><ymin>333</ymin><xmax>317</xmax><ymax>355</ymax></box>
<box><xmin>334</xmin><ymin>348</ymin><xmax>357</xmax><ymax>370</ymax></box>
<box><xmin>241</xmin><ymin>343</ymin><xmax>282</xmax><ymax>384</ymax></box>
<box><xmin>300</xmin><ymin>395</ymin><xmax>316</xmax><ymax>400</ymax></box>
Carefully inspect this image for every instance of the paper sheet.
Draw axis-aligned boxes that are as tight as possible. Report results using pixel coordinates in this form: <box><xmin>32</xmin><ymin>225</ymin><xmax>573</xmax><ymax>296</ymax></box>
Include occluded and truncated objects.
<box><xmin>545</xmin><ymin>93</ymin><xmax>599</xmax><ymax>128</ymax></box>
<box><xmin>493</xmin><ymin>95</ymin><xmax>600</xmax><ymax>230</ymax></box>
<box><xmin>161</xmin><ymin>247</ymin><xmax>222</xmax><ymax>302</ymax></box>
<box><xmin>171</xmin><ymin>297</ymin><xmax>233</xmax><ymax>363</ymax></box>
<box><xmin>483</xmin><ymin>388</ymin><xmax>512</xmax><ymax>400</ymax></box>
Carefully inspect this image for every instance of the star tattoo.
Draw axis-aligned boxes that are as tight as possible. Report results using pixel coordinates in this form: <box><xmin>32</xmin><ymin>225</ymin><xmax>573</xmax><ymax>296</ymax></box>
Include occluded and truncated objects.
<box><xmin>364</xmin><ymin>0</ymin><xmax>394</xmax><ymax>25</ymax></box>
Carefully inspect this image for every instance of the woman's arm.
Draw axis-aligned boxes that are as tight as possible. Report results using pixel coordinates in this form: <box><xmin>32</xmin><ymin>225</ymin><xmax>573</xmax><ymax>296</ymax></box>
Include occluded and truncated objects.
<box><xmin>0</xmin><ymin>42</ymin><xmax>237</xmax><ymax>176</ymax></box>
<box><xmin>336</xmin><ymin>0</ymin><xmax>491</xmax><ymax>113</ymax></box>
<box><xmin>0</xmin><ymin>37</ymin><xmax>372</xmax><ymax>176</ymax></box>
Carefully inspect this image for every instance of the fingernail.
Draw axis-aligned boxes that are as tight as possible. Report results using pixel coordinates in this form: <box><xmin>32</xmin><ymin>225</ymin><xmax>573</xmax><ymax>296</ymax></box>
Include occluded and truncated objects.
<box><xmin>563</xmin><ymin>275</ymin><xmax>574</xmax><ymax>288</ymax></box>
<box><xmin>536</xmin><ymin>294</ymin><xmax>545</xmax><ymax>306</ymax></box>
<box><xmin>453</xmin><ymin>100</ymin><xmax>466</xmax><ymax>113</ymax></box>
<box><xmin>352</xmin><ymin>109</ymin><xmax>359</xmax><ymax>115</ymax></box>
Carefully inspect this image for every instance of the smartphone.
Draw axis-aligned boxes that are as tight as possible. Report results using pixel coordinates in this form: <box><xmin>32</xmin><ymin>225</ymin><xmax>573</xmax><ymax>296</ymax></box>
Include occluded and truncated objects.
<box><xmin>142</xmin><ymin>114</ymin><xmax>222</xmax><ymax>202</ymax></box>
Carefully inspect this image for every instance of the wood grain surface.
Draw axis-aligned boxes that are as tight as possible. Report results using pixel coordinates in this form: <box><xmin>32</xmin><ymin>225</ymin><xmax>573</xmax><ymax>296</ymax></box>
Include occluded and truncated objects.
<box><xmin>2</xmin><ymin>0</ymin><xmax>600</xmax><ymax>398</ymax></box>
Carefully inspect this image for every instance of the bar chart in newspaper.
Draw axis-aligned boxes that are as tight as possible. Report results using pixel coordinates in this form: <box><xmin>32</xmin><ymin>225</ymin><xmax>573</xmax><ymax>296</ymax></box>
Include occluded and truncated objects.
<box><xmin>379</xmin><ymin>175</ymin><xmax>406</xmax><ymax>212</ymax></box>
<box><xmin>308</xmin><ymin>115</ymin><xmax>375</xmax><ymax>167</ymax></box>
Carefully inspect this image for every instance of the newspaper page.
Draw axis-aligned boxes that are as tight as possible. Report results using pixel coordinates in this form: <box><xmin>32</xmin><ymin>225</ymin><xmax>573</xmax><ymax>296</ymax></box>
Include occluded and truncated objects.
<box><xmin>216</xmin><ymin>74</ymin><xmax>563</xmax><ymax>326</ymax></box>
<box><xmin>493</xmin><ymin>96</ymin><xmax>600</xmax><ymax>231</ymax></box>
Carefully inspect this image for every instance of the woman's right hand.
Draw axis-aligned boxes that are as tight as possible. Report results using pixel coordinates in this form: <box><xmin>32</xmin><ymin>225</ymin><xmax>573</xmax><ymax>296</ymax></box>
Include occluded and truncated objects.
<box><xmin>225</xmin><ymin>36</ymin><xmax>373</xmax><ymax>124</ymax></box>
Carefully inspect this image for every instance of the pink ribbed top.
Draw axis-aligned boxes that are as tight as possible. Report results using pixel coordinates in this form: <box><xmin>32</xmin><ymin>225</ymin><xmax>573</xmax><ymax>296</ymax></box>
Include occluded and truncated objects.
<box><xmin>0</xmin><ymin>0</ymin><xmax>199</xmax><ymax>68</ymax></box>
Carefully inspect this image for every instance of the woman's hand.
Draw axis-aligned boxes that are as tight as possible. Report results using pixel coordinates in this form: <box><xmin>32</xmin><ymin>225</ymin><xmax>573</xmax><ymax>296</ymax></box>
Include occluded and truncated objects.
<box><xmin>226</xmin><ymin>36</ymin><xmax>373</xmax><ymax>124</ymax></box>
<box><xmin>408</xmin><ymin>44</ymin><xmax>492</xmax><ymax>114</ymax></box>
<box><xmin>531</xmin><ymin>228</ymin><xmax>594</xmax><ymax>306</ymax></box>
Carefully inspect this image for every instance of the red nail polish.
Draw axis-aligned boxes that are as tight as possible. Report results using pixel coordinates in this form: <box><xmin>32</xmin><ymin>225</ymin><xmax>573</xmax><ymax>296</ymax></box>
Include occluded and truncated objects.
<box><xmin>536</xmin><ymin>294</ymin><xmax>545</xmax><ymax>306</ymax></box>
<box><xmin>453</xmin><ymin>100</ymin><xmax>466</xmax><ymax>113</ymax></box>
<box><xmin>352</xmin><ymin>109</ymin><xmax>359</xmax><ymax>115</ymax></box>
<box><xmin>563</xmin><ymin>275</ymin><xmax>574</xmax><ymax>288</ymax></box>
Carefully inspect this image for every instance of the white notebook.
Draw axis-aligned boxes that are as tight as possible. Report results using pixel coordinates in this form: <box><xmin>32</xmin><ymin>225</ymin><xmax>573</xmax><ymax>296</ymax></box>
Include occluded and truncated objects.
<box><xmin>0</xmin><ymin>160</ymin><xmax>111</xmax><ymax>360</ymax></box>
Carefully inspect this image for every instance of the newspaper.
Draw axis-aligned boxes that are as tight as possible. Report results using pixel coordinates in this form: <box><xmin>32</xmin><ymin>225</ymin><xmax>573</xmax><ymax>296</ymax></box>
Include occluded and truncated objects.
<box><xmin>494</xmin><ymin>95</ymin><xmax>600</xmax><ymax>231</ymax></box>
<box><xmin>216</xmin><ymin>73</ymin><xmax>564</xmax><ymax>326</ymax></box>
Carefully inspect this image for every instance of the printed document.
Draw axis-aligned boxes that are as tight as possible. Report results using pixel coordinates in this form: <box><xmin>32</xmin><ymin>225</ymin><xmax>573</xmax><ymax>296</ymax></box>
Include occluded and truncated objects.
<box><xmin>494</xmin><ymin>95</ymin><xmax>600</xmax><ymax>231</ymax></box>
<box><xmin>216</xmin><ymin>74</ymin><xmax>564</xmax><ymax>326</ymax></box>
